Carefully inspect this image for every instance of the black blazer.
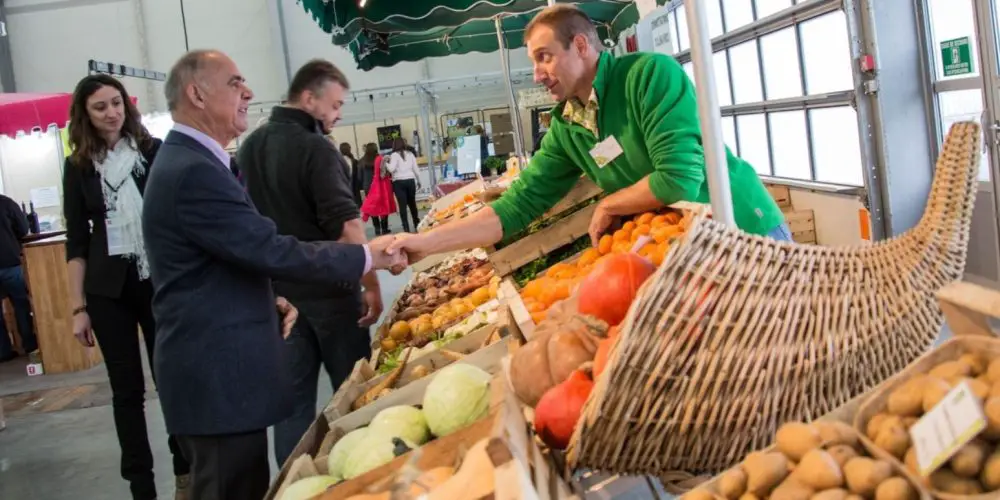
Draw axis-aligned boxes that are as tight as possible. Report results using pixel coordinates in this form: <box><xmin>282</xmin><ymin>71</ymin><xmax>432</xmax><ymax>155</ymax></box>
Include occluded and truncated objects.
<box><xmin>142</xmin><ymin>131</ymin><xmax>368</xmax><ymax>436</ymax></box>
<box><xmin>63</xmin><ymin>139</ymin><xmax>161</xmax><ymax>299</ymax></box>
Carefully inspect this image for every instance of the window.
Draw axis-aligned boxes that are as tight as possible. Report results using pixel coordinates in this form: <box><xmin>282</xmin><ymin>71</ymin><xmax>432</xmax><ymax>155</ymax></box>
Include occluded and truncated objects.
<box><xmin>675</xmin><ymin>4</ymin><xmax>689</xmax><ymax>53</ymax></box>
<box><xmin>722</xmin><ymin>0</ymin><xmax>754</xmax><ymax>32</ymax></box>
<box><xmin>715</xmin><ymin>51</ymin><xmax>733</xmax><ymax>107</ymax></box>
<box><xmin>938</xmin><ymin>89</ymin><xmax>989</xmax><ymax>181</ymax></box>
<box><xmin>759</xmin><ymin>28</ymin><xmax>803</xmax><ymax>99</ymax></box>
<box><xmin>706</xmin><ymin>0</ymin><xmax>725</xmax><ymax>39</ymax></box>
<box><xmin>799</xmin><ymin>11</ymin><xmax>854</xmax><ymax>94</ymax></box>
<box><xmin>810</xmin><ymin>107</ymin><xmax>864</xmax><ymax>186</ymax></box>
<box><xmin>927</xmin><ymin>0</ymin><xmax>979</xmax><ymax>80</ymax></box>
<box><xmin>729</xmin><ymin>41</ymin><xmax>763</xmax><ymax>104</ymax></box>
<box><xmin>736</xmin><ymin>114</ymin><xmax>771</xmax><ymax>176</ymax></box>
<box><xmin>755</xmin><ymin>0</ymin><xmax>793</xmax><ymax>20</ymax></box>
<box><xmin>722</xmin><ymin>116</ymin><xmax>738</xmax><ymax>155</ymax></box>
<box><xmin>770</xmin><ymin>111</ymin><xmax>811</xmax><ymax>180</ymax></box>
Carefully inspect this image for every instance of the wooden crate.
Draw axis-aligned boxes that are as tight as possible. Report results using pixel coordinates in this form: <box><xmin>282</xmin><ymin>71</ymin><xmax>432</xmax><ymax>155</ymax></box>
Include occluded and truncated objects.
<box><xmin>765</xmin><ymin>183</ymin><xmax>792</xmax><ymax>209</ymax></box>
<box><xmin>538</xmin><ymin>177</ymin><xmax>602</xmax><ymax>220</ymax></box>
<box><xmin>324</xmin><ymin>313</ymin><xmax>517</xmax><ymax>423</ymax></box>
<box><xmin>489</xmin><ymin>203</ymin><xmax>595</xmax><ymax>278</ymax></box>
<box><xmin>783</xmin><ymin>208</ymin><xmax>817</xmax><ymax>244</ymax></box>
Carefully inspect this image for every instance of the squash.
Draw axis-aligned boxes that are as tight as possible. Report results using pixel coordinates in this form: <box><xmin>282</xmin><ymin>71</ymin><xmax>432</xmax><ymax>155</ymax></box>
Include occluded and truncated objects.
<box><xmin>509</xmin><ymin>313</ymin><xmax>608</xmax><ymax>406</ymax></box>
<box><xmin>578</xmin><ymin>253</ymin><xmax>655</xmax><ymax>326</ymax></box>
<box><xmin>534</xmin><ymin>368</ymin><xmax>594</xmax><ymax>449</ymax></box>
<box><xmin>593</xmin><ymin>326</ymin><xmax>620</xmax><ymax>379</ymax></box>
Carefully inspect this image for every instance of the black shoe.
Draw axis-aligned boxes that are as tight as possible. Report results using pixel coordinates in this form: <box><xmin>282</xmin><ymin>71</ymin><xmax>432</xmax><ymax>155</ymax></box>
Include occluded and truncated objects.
<box><xmin>0</xmin><ymin>352</ymin><xmax>18</xmax><ymax>363</ymax></box>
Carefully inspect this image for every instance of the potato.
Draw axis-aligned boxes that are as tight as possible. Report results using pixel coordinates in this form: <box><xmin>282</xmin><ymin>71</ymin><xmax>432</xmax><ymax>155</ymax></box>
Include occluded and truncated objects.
<box><xmin>810</xmin><ymin>489</ymin><xmax>849</xmax><ymax>500</ymax></box>
<box><xmin>951</xmin><ymin>439</ymin><xmax>990</xmax><ymax>478</ymax></box>
<box><xmin>903</xmin><ymin>447</ymin><xmax>920</xmax><ymax>476</ymax></box>
<box><xmin>982</xmin><ymin>449</ymin><xmax>1000</xmax><ymax>490</ymax></box>
<box><xmin>959</xmin><ymin>353</ymin><xmax>989</xmax><ymax>376</ymax></box>
<box><xmin>866</xmin><ymin>414</ymin><xmax>891</xmax><ymax>441</ymax></box>
<box><xmin>738</xmin><ymin>495</ymin><xmax>761</xmax><ymax>500</ymax></box>
<box><xmin>985</xmin><ymin>397</ymin><xmax>1000</xmax><ymax>440</ymax></box>
<box><xmin>958</xmin><ymin>377</ymin><xmax>992</xmax><ymax>402</ymax></box>
<box><xmin>718</xmin><ymin>468</ymin><xmax>748</xmax><ymax>499</ymax></box>
<box><xmin>844</xmin><ymin>496</ymin><xmax>864</xmax><ymax>500</ymax></box>
<box><xmin>887</xmin><ymin>384</ymin><xmax>924</xmax><ymax>417</ymax></box>
<box><xmin>874</xmin><ymin>477</ymin><xmax>917</xmax><ymax>500</ymax></box>
<box><xmin>777</xmin><ymin>422</ymin><xmax>824</xmax><ymax>462</ymax></box>
<box><xmin>827</xmin><ymin>445</ymin><xmax>860</xmax><ymax>468</ymax></box>
<box><xmin>814</xmin><ymin>421</ymin><xmax>859</xmax><ymax>448</ymax></box>
<box><xmin>744</xmin><ymin>452</ymin><xmax>790</xmax><ymax>496</ymax></box>
<box><xmin>930</xmin><ymin>468</ymin><xmax>984</xmax><ymax>494</ymax></box>
<box><xmin>844</xmin><ymin>457</ymin><xmax>893</xmax><ymax>497</ymax></box>
<box><xmin>990</xmin><ymin>380</ymin><xmax>1000</xmax><ymax>399</ymax></box>
<box><xmin>987</xmin><ymin>357</ymin><xmax>1000</xmax><ymax>383</ymax></box>
<box><xmin>793</xmin><ymin>449</ymin><xmax>844</xmax><ymax>490</ymax></box>
<box><xmin>922</xmin><ymin>376</ymin><xmax>953</xmax><ymax>413</ymax></box>
<box><xmin>874</xmin><ymin>423</ymin><xmax>911</xmax><ymax>459</ymax></box>
<box><xmin>930</xmin><ymin>360</ymin><xmax>973</xmax><ymax>380</ymax></box>
<box><xmin>770</xmin><ymin>479</ymin><xmax>814</xmax><ymax>500</ymax></box>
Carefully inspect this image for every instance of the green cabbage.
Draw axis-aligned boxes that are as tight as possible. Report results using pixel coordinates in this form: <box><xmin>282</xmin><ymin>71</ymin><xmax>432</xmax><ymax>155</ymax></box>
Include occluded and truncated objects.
<box><xmin>342</xmin><ymin>434</ymin><xmax>415</xmax><ymax>480</ymax></box>
<box><xmin>368</xmin><ymin>405</ymin><xmax>430</xmax><ymax>445</ymax></box>
<box><xmin>422</xmin><ymin>363</ymin><xmax>492</xmax><ymax>437</ymax></box>
<box><xmin>326</xmin><ymin>427</ymin><xmax>369</xmax><ymax>480</ymax></box>
<box><xmin>280</xmin><ymin>475</ymin><xmax>338</xmax><ymax>500</ymax></box>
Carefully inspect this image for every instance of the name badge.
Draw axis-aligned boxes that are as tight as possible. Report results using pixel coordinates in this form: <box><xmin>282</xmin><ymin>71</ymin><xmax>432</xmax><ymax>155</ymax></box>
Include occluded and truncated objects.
<box><xmin>589</xmin><ymin>136</ymin><xmax>624</xmax><ymax>168</ymax></box>
<box><xmin>106</xmin><ymin>211</ymin><xmax>136</xmax><ymax>256</ymax></box>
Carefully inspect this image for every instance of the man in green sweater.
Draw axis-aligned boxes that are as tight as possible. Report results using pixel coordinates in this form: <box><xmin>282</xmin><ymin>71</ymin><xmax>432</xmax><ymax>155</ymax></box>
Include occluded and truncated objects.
<box><xmin>390</xmin><ymin>5</ymin><xmax>787</xmax><ymax>262</ymax></box>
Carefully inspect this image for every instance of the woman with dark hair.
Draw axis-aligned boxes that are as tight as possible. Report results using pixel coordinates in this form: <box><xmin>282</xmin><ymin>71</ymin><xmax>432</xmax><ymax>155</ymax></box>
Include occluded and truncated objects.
<box><xmin>360</xmin><ymin>143</ymin><xmax>395</xmax><ymax>235</ymax></box>
<box><xmin>359</xmin><ymin>143</ymin><xmax>389</xmax><ymax>234</ymax></box>
<box><xmin>63</xmin><ymin>74</ymin><xmax>189</xmax><ymax>500</ymax></box>
<box><xmin>386</xmin><ymin>137</ymin><xmax>422</xmax><ymax>233</ymax></box>
<box><xmin>339</xmin><ymin>142</ymin><xmax>362</xmax><ymax>208</ymax></box>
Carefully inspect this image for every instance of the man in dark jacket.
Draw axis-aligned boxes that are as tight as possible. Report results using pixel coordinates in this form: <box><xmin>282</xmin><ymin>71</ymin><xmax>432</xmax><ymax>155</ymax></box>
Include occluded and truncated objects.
<box><xmin>238</xmin><ymin>59</ymin><xmax>384</xmax><ymax>466</ymax></box>
<box><xmin>143</xmin><ymin>50</ymin><xmax>406</xmax><ymax>500</ymax></box>
<box><xmin>0</xmin><ymin>194</ymin><xmax>35</xmax><ymax>362</ymax></box>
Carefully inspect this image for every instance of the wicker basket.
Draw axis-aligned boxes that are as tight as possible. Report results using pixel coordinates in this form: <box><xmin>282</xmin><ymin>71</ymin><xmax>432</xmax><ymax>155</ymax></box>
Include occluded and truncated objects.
<box><xmin>566</xmin><ymin>121</ymin><xmax>982</xmax><ymax>477</ymax></box>
<box><xmin>852</xmin><ymin>280</ymin><xmax>1000</xmax><ymax>500</ymax></box>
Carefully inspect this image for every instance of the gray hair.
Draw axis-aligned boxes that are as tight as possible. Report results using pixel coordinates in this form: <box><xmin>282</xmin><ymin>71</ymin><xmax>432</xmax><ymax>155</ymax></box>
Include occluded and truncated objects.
<box><xmin>165</xmin><ymin>50</ymin><xmax>218</xmax><ymax>111</ymax></box>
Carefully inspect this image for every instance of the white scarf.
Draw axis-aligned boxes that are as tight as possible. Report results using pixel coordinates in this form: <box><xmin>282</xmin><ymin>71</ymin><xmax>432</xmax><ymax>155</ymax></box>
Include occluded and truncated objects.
<box><xmin>96</xmin><ymin>139</ymin><xmax>150</xmax><ymax>280</ymax></box>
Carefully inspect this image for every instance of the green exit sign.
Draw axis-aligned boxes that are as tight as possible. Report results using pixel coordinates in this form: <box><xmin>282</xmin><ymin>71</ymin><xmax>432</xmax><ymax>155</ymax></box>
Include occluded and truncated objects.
<box><xmin>941</xmin><ymin>37</ymin><xmax>974</xmax><ymax>76</ymax></box>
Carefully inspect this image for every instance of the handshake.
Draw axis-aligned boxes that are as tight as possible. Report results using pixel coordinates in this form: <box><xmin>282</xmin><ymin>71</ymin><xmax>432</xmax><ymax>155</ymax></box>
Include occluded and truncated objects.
<box><xmin>367</xmin><ymin>234</ymin><xmax>430</xmax><ymax>275</ymax></box>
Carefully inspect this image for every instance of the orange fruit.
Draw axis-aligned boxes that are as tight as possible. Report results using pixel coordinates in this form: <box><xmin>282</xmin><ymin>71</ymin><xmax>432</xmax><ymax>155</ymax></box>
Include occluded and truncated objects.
<box><xmin>522</xmin><ymin>277</ymin><xmax>552</xmax><ymax>299</ymax></box>
<box><xmin>612</xmin><ymin>229</ymin><xmax>630</xmax><ymax>242</ymax></box>
<box><xmin>577</xmin><ymin>248</ymin><xmax>601</xmax><ymax>268</ymax></box>
<box><xmin>633</xmin><ymin>224</ymin><xmax>651</xmax><ymax>238</ymax></box>
<box><xmin>651</xmin><ymin>250</ymin><xmax>665</xmax><ymax>267</ymax></box>
<box><xmin>621</xmin><ymin>221</ymin><xmax>636</xmax><ymax>233</ymax></box>
<box><xmin>650</xmin><ymin>214</ymin><xmax>667</xmax><ymax>227</ymax></box>
<box><xmin>635</xmin><ymin>212</ymin><xmax>655</xmax><ymax>225</ymax></box>
<box><xmin>664</xmin><ymin>212</ymin><xmax>682</xmax><ymax>225</ymax></box>
<box><xmin>638</xmin><ymin>243</ymin><xmax>657</xmax><ymax>259</ymax></box>
<box><xmin>525</xmin><ymin>301</ymin><xmax>546</xmax><ymax>313</ymax></box>
<box><xmin>652</xmin><ymin>225</ymin><xmax>682</xmax><ymax>243</ymax></box>
<box><xmin>657</xmin><ymin>240</ymin><xmax>671</xmax><ymax>258</ymax></box>
<box><xmin>530</xmin><ymin>311</ymin><xmax>548</xmax><ymax>324</ymax></box>
<box><xmin>611</xmin><ymin>241</ymin><xmax>631</xmax><ymax>254</ymax></box>
<box><xmin>598</xmin><ymin>235</ymin><xmax>614</xmax><ymax>254</ymax></box>
<box><xmin>550</xmin><ymin>268</ymin><xmax>578</xmax><ymax>280</ymax></box>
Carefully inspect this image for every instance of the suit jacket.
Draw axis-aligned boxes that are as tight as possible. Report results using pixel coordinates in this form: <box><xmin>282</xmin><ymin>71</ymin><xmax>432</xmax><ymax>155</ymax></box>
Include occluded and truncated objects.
<box><xmin>62</xmin><ymin>139</ymin><xmax>160</xmax><ymax>298</ymax></box>
<box><xmin>142</xmin><ymin>131</ymin><xmax>367</xmax><ymax>436</ymax></box>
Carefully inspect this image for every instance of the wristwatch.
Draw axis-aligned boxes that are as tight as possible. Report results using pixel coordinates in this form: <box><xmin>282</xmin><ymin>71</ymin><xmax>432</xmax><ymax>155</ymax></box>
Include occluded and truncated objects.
<box><xmin>72</xmin><ymin>305</ymin><xmax>87</xmax><ymax>316</ymax></box>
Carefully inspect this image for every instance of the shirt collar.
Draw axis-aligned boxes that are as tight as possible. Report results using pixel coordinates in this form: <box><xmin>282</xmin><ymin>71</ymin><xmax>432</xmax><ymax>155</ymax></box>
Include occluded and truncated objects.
<box><xmin>171</xmin><ymin>123</ymin><xmax>231</xmax><ymax>169</ymax></box>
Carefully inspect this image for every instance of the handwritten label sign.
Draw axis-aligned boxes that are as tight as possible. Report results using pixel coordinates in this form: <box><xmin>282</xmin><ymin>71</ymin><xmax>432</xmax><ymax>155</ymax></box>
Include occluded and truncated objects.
<box><xmin>26</xmin><ymin>363</ymin><xmax>44</xmax><ymax>376</ymax></box>
<box><xmin>911</xmin><ymin>380</ymin><xmax>987</xmax><ymax>476</ymax></box>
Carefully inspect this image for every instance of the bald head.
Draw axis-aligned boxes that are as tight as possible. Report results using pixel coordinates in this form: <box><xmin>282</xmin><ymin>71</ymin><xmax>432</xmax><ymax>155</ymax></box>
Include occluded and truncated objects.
<box><xmin>165</xmin><ymin>49</ymin><xmax>254</xmax><ymax>145</ymax></box>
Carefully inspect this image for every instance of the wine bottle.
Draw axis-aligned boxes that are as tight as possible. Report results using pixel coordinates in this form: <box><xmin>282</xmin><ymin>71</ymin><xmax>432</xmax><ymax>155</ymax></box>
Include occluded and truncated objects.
<box><xmin>27</xmin><ymin>202</ymin><xmax>39</xmax><ymax>234</ymax></box>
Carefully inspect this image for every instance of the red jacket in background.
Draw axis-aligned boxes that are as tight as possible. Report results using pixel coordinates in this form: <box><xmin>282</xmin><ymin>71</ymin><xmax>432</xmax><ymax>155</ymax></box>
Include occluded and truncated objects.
<box><xmin>361</xmin><ymin>155</ymin><xmax>397</xmax><ymax>220</ymax></box>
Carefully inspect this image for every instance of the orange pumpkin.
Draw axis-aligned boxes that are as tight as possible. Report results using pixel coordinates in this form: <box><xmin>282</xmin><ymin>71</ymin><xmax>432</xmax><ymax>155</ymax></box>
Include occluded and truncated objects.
<box><xmin>593</xmin><ymin>325</ymin><xmax>619</xmax><ymax>379</ymax></box>
<box><xmin>509</xmin><ymin>314</ymin><xmax>608</xmax><ymax>406</ymax></box>
<box><xmin>534</xmin><ymin>369</ymin><xmax>594</xmax><ymax>449</ymax></box>
<box><xmin>578</xmin><ymin>253</ymin><xmax>655</xmax><ymax>326</ymax></box>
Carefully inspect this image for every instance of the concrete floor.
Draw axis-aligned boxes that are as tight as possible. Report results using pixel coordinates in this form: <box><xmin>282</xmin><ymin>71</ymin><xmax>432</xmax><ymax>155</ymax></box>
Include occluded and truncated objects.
<box><xmin>0</xmin><ymin>216</ymin><xmax>418</xmax><ymax>500</ymax></box>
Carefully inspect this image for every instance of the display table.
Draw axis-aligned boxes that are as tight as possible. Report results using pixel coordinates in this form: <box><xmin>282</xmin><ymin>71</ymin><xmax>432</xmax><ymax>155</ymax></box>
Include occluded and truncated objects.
<box><xmin>22</xmin><ymin>235</ymin><xmax>102</xmax><ymax>374</ymax></box>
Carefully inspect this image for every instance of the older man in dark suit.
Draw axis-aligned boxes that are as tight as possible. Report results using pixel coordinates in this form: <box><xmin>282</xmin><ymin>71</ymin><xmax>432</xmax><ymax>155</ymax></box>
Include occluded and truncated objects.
<box><xmin>142</xmin><ymin>49</ymin><xmax>406</xmax><ymax>500</ymax></box>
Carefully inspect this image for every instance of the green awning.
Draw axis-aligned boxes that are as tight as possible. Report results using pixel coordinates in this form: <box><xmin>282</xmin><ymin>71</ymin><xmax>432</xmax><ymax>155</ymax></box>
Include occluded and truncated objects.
<box><xmin>300</xmin><ymin>1</ymin><xmax>664</xmax><ymax>71</ymax></box>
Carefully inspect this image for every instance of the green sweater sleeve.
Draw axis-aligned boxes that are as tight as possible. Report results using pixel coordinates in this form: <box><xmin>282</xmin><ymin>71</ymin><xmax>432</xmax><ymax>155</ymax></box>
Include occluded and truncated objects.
<box><xmin>631</xmin><ymin>54</ymin><xmax>706</xmax><ymax>205</ymax></box>
<box><xmin>490</xmin><ymin>133</ymin><xmax>581</xmax><ymax>237</ymax></box>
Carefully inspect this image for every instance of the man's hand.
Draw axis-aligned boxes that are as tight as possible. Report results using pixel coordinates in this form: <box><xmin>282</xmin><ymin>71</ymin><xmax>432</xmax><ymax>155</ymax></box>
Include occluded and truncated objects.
<box><xmin>276</xmin><ymin>296</ymin><xmax>298</xmax><ymax>339</ymax></box>
<box><xmin>359</xmin><ymin>287</ymin><xmax>383</xmax><ymax>327</ymax></box>
<box><xmin>589</xmin><ymin>201</ymin><xmax>619</xmax><ymax>247</ymax></box>
<box><xmin>388</xmin><ymin>232</ymin><xmax>434</xmax><ymax>265</ymax></box>
<box><xmin>368</xmin><ymin>235</ymin><xmax>408</xmax><ymax>274</ymax></box>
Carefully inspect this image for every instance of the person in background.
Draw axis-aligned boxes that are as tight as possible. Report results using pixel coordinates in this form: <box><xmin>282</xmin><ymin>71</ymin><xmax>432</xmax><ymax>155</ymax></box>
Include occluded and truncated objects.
<box><xmin>237</xmin><ymin>59</ymin><xmax>383</xmax><ymax>467</ymax></box>
<box><xmin>475</xmin><ymin>125</ymin><xmax>492</xmax><ymax>177</ymax></box>
<box><xmin>385</xmin><ymin>137</ymin><xmax>422</xmax><ymax>233</ymax></box>
<box><xmin>340</xmin><ymin>142</ymin><xmax>363</xmax><ymax>208</ymax></box>
<box><xmin>143</xmin><ymin>50</ymin><xmax>406</xmax><ymax>500</ymax></box>
<box><xmin>359</xmin><ymin>143</ymin><xmax>391</xmax><ymax>234</ymax></box>
<box><xmin>62</xmin><ymin>74</ymin><xmax>189</xmax><ymax>500</ymax></box>
<box><xmin>0</xmin><ymin>192</ymin><xmax>36</xmax><ymax>364</ymax></box>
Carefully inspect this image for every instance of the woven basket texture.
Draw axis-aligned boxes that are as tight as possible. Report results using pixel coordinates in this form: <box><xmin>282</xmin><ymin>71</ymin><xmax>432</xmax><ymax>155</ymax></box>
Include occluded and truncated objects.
<box><xmin>566</xmin><ymin>121</ymin><xmax>982</xmax><ymax>477</ymax></box>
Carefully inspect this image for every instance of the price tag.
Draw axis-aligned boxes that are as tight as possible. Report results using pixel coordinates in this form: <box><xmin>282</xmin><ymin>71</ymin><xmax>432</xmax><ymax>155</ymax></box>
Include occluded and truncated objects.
<box><xmin>106</xmin><ymin>211</ymin><xmax>136</xmax><ymax>256</ymax></box>
<box><xmin>589</xmin><ymin>136</ymin><xmax>624</xmax><ymax>168</ymax></box>
<box><xmin>26</xmin><ymin>362</ymin><xmax>44</xmax><ymax>376</ymax></box>
<box><xmin>911</xmin><ymin>380</ymin><xmax>987</xmax><ymax>477</ymax></box>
